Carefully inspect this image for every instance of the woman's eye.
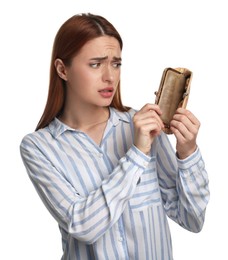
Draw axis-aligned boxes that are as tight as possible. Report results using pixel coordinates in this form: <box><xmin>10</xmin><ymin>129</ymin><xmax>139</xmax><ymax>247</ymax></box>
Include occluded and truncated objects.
<box><xmin>90</xmin><ymin>63</ymin><xmax>100</xmax><ymax>68</ymax></box>
<box><xmin>112</xmin><ymin>62</ymin><xmax>122</xmax><ymax>68</ymax></box>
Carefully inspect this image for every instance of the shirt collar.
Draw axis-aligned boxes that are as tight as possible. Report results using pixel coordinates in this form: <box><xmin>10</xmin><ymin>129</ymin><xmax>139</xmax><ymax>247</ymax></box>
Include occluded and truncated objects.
<box><xmin>48</xmin><ymin>107</ymin><xmax>131</xmax><ymax>139</ymax></box>
<box><xmin>109</xmin><ymin>107</ymin><xmax>131</xmax><ymax>126</ymax></box>
<box><xmin>48</xmin><ymin>117</ymin><xmax>75</xmax><ymax>138</ymax></box>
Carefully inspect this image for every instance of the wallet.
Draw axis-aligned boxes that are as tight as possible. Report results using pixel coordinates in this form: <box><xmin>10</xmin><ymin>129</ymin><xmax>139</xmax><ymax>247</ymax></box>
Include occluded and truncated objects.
<box><xmin>155</xmin><ymin>67</ymin><xmax>193</xmax><ymax>134</ymax></box>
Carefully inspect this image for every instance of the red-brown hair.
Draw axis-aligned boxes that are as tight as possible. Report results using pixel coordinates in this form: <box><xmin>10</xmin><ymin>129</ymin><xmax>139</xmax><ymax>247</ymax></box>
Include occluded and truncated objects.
<box><xmin>36</xmin><ymin>13</ymin><xmax>129</xmax><ymax>130</ymax></box>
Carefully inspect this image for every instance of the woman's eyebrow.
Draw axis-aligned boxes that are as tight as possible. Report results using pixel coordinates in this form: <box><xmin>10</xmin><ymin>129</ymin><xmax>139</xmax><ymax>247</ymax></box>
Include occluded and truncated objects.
<box><xmin>89</xmin><ymin>56</ymin><xmax>122</xmax><ymax>61</ymax></box>
<box><xmin>113</xmin><ymin>57</ymin><xmax>122</xmax><ymax>62</ymax></box>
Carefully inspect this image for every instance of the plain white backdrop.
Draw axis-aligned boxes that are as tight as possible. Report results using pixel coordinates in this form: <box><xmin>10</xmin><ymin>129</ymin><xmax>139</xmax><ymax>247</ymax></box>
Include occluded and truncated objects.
<box><xmin>1</xmin><ymin>0</ymin><xmax>227</xmax><ymax>259</ymax></box>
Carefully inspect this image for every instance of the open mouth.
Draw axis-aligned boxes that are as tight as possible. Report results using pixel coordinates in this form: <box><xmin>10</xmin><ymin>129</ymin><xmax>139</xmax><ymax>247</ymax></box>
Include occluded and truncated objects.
<box><xmin>99</xmin><ymin>88</ymin><xmax>113</xmax><ymax>93</ymax></box>
<box><xmin>98</xmin><ymin>88</ymin><xmax>114</xmax><ymax>98</ymax></box>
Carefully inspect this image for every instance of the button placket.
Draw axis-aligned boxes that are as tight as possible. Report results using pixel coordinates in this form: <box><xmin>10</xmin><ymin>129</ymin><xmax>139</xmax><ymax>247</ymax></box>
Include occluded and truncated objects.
<box><xmin>116</xmin><ymin>219</ymin><xmax>126</xmax><ymax>244</ymax></box>
<box><xmin>97</xmin><ymin>152</ymin><xmax>103</xmax><ymax>158</ymax></box>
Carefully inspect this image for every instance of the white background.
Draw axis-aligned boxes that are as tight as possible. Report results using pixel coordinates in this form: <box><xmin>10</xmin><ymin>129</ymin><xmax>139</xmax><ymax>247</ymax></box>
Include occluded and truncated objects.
<box><xmin>1</xmin><ymin>0</ymin><xmax>227</xmax><ymax>259</ymax></box>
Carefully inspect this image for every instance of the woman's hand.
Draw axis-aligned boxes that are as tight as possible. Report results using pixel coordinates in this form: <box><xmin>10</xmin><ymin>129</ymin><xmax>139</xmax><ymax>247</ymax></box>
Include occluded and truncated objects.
<box><xmin>133</xmin><ymin>104</ymin><xmax>164</xmax><ymax>155</ymax></box>
<box><xmin>170</xmin><ymin>108</ymin><xmax>200</xmax><ymax>159</ymax></box>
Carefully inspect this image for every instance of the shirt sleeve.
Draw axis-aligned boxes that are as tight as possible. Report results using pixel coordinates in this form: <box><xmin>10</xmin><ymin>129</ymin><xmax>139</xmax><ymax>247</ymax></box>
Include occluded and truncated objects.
<box><xmin>155</xmin><ymin>133</ymin><xmax>210</xmax><ymax>232</ymax></box>
<box><xmin>20</xmin><ymin>135</ymin><xmax>151</xmax><ymax>244</ymax></box>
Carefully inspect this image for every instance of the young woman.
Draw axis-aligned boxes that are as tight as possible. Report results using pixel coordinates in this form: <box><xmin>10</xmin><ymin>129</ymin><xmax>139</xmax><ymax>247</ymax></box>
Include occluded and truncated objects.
<box><xmin>20</xmin><ymin>13</ymin><xmax>209</xmax><ymax>260</ymax></box>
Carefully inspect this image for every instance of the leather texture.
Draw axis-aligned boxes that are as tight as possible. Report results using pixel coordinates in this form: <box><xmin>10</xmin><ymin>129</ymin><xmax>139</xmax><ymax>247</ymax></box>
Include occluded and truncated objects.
<box><xmin>155</xmin><ymin>67</ymin><xmax>193</xmax><ymax>134</ymax></box>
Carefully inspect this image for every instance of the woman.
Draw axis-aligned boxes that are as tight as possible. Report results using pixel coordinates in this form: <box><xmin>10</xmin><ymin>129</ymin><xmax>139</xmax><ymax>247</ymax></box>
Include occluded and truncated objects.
<box><xmin>20</xmin><ymin>13</ymin><xmax>209</xmax><ymax>260</ymax></box>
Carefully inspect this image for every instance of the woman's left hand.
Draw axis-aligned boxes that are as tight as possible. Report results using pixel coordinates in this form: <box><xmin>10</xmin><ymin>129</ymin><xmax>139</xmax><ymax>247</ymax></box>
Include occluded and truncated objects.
<box><xmin>170</xmin><ymin>108</ymin><xmax>200</xmax><ymax>159</ymax></box>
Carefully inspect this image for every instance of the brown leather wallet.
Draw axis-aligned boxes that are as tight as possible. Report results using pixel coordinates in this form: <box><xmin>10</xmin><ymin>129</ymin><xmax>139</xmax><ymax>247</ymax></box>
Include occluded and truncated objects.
<box><xmin>155</xmin><ymin>67</ymin><xmax>193</xmax><ymax>134</ymax></box>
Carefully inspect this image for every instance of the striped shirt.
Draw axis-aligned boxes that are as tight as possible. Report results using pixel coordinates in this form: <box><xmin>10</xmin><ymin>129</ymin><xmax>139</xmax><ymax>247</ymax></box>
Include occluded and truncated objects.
<box><xmin>20</xmin><ymin>107</ymin><xmax>209</xmax><ymax>260</ymax></box>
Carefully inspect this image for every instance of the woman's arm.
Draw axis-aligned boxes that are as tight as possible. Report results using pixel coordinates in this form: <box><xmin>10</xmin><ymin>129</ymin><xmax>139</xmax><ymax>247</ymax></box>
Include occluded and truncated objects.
<box><xmin>156</xmin><ymin>132</ymin><xmax>210</xmax><ymax>232</ymax></box>
<box><xmin>20</xmin><ymin>135</ymin><xmax>151</xmax><ymax>244</ymax></box>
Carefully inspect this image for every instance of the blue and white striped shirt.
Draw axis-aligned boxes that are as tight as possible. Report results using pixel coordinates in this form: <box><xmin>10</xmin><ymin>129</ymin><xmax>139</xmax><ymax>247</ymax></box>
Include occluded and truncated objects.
<box><xmin>20</xmin><ymin>107</ymin><xmax>209</xmax><ymax>260</ymax></box>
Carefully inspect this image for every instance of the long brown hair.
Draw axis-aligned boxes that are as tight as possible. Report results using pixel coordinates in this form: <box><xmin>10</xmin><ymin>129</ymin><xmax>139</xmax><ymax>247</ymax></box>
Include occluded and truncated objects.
<box><xmin>36</xmin><ymin>13</ymin><xmax>129</xmax><ymax>131</ymax></box>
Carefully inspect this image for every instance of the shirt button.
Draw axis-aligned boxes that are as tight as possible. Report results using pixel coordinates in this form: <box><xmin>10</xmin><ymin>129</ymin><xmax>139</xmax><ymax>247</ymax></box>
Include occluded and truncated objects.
<box><xmin>143</xmin><ymin>161</ymin><xmax>148</xmax><ymax>167</ymax></box>
<box><xmin>118</xmin><ymin>237</ymin><xmax>124</xmax><ymax>242</ymax></box>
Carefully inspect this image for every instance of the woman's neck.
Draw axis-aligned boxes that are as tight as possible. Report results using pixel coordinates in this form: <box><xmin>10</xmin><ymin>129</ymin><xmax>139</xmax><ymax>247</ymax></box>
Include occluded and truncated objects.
<box><xmin>59</xmin><ymin>105</ymin><xmax>110</xmax><ymax>131</ymax></box>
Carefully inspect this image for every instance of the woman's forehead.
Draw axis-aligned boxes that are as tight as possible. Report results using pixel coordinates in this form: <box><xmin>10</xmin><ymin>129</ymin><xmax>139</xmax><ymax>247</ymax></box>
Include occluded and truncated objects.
<box><xmin>78</xmin><ymin>36</ymin><xmax>121</xmax><ymax>58</ymax></box>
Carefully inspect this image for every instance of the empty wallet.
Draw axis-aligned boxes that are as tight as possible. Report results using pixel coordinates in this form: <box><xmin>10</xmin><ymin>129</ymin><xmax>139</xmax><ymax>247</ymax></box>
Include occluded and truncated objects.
<box><xmin>155</xmin><ymin>67</ymin><xmax>193</xmax><ymax>134</ymax></box>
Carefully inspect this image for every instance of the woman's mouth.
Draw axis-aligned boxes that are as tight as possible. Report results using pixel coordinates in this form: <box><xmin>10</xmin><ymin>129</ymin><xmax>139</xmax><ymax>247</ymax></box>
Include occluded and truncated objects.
<box><xmin>98</xmin><ymin>87</ymin><xmax>114</xmax><ymax>98</ymax></box>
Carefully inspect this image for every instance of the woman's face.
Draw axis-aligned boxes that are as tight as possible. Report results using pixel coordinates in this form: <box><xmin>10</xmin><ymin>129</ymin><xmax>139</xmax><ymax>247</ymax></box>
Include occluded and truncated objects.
<box><xmin>63</xmin><ymin>36</ymin><xmax>122</xmax><ymax>109</ymax></box>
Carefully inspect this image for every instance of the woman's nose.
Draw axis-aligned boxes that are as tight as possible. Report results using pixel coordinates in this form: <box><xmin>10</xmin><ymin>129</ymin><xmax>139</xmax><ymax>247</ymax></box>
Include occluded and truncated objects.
<box><xmin>102</xmin><ymin>65</ymin><xmax>114</xmax><ymax>83</ymax></box>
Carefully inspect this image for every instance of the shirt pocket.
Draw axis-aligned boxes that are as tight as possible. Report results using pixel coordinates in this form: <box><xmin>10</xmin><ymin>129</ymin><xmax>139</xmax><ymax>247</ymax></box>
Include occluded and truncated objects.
<box><xmin>129</xmin><ymin>167</ymin><xmax>161</xmax><ymax>212</ymax></box>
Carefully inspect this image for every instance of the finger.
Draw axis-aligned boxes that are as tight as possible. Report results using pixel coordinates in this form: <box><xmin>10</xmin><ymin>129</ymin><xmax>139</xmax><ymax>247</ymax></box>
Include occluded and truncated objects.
<box><xmin>171</xmin><ymin>114</ymin><xmax>199</xmax><ymax>135</ymax></box>
<box><xmin>144</xmin><ymin>122</ymin><xmax>163</xmax><ymax>137</ymax></box>
<box><xmin>139</xmin><ymin>103</ymin><xmax>163</xmax><ymax>115</ymax></box>
<box><xmin>170</xmin><ymin>120</ymin><xmax>193</xmax><ymax>140</ymax></box>
<box><xmin>171</xmin><ymin>125</ymin><xmax>197</xmax><ymax>159</ymax></box>
<box><xmin>135</xmin><ymin>117</ymin><xmax>164</xmax><ymax>132</ymax></box>
<box><xmin>171</xmin><ymin>114</ymin><xmax>199</xmax><ymax>145</ymax></box>
<box><xmin>142</xmin><ymin>121</ymin><xmax>163</xmax><ymax>134</ymax></box>
<box><xmin>170</xmin><ymin>126</ymin><xmax>186</xmax><ymax>143</ymax></box>
<box><xmin>175</xmin><ymin>108</ymin><xmax>200</xmax><ymax>127</ymax></box>
<box><xmin>134</xmin><ymin>109</ymin><xmax>164</xmax><ymax>128</ymax></box>
<box><xmin>146</xmin><ymin>110</ymin><xmax>164</xmax><ymax>126</ymax></box>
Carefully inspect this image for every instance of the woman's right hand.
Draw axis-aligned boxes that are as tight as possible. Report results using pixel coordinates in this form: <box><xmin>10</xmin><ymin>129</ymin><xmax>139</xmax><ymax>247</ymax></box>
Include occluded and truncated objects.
<box><xmin>133</xmin><ymin>103</ymin><xmax>164</xmax><ymax>155</ymax></box>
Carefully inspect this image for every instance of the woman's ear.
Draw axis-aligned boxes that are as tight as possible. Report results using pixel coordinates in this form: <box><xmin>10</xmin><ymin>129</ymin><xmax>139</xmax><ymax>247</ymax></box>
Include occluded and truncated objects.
<box><xmin>54</xmin><ymin>59</ymin><xmax>68</xmax><ymax>81</ymax></box>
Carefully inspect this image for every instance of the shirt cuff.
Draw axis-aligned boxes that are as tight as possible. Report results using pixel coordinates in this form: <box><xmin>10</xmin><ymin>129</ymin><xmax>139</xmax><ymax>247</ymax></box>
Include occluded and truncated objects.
<box><xmin>176</xmin><ymin>147</ymin><xmax>205</xmax><ymax>171</ymax></box>
<box><xmin>125</xmin><ymin>145</ymin><xmax>152</xmax><ymax>169</ymax></box>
